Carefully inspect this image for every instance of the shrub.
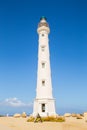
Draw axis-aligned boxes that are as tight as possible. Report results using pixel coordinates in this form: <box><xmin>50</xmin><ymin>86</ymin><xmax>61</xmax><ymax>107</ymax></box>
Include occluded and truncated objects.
<box><xmin>27</xmin><ymin>116</ymin><xmax>35</xmax><ymax>122</ymax></box>
<box><xmin>0</xmin><ymin>115</ymin><xmax>4</xmax><ymax>117</ymax></box>
<box><xmin>56</xmin><ymin>116</ymin><xmax>65</xmax><ymax>122</ymax></box>
<box><xmin>27</xmin><ymin>116</ymin><xmax>65</xmax><ymax>122</ymax></box>
<box><xmin>42</xmin><ymin>116</ymin><xmax>65</xmax><ymax>122</ymax></box>
<box><xmin>42</xmin><ymin>116</ymin><xmax>55</xmax><ymax>121</ymax></box>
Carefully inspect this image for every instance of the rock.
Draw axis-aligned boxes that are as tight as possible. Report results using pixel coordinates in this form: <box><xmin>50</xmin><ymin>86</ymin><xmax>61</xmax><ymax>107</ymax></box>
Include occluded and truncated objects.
<box><xmin>84</xmin><ymin>112</ymin><xmax>87</xmax><ymax>122</ymax></box>
<box><xmin>72</xmin><ymin>113</ymin><xmax>77</xmax><ymax>117</ymax></box>
<box><xmin>84</xmin><ymin>116</ymin><xmax>87</xmax><ymax>122</ymax></box>
<box><xmin>13</xmin><ymin>113</ymin><xmax>21</xmax><ymax>118</ymax></box>
<box><xmin>76</xmin><ymin>114</ymin><xmax>83</xmax><ymax>119</ymax></box>
<box><xmin>64</xmin><ymin>113</ymin><xmax>71</xmax><ymax>117</ymax></box>
<box><xmin>80</xmin><ymin>114</ymin><xmax>84</xmax><ymax>117</ymax></box>
<box><xmin>21</xmin><ymin>112</ymin><xmax>27</xmax><ymax>118</ymax></box>
<box><xmin>84</xmin><ymin>112</ymin><xmax>87</xmax><ymax>116</ymax></box>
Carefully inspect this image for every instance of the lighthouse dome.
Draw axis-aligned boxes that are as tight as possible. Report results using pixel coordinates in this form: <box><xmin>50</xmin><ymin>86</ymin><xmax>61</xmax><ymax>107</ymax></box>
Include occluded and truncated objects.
<box><xmin>38</xmin><ymin>16</ymin><xmax>49</xmax><ymax>28</ymax></box>
<box><xmin>37</xmin><ymin>16</ymin><xmax>50</xmax><ymax>34</ymax></box>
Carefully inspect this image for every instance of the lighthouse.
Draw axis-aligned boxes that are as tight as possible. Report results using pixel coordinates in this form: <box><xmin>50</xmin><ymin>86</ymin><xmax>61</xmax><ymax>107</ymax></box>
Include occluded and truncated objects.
<box><xmin>33</xmin><ymin>17</ymin><xmax>56</xmax><ymax>117</ymax></box>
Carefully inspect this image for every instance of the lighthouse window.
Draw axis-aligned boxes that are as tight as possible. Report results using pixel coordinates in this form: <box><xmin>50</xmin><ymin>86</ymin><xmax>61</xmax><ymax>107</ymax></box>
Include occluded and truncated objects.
<box><xmin>42</xmin><ymin>63</ymin><xmax>45</xmax><ymax>68</ymax></box>
<box><xmin>42</xmin><ymin>80</ymin><xmax>45</xmax><ymax>86</ymax></box>
<box><xmin>42</xmin><ymin>34</ymin><xmax>44</xmax><ymax>36</ymax></box>
<box><xmin>41</xmin><ymin>46</ymin><xmax>45</xmax><ymax>51</ymax></box>
<box><xmin>42</xmin><ymin>104</ymin><xmax>45</xmax><ymax>112</ymax></box>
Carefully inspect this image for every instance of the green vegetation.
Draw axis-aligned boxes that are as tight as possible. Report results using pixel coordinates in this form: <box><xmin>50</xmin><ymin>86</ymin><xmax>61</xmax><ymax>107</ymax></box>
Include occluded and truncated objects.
<box><xmin>27</xmin><ymin>116</ymin><xmax>65</xmax><ymax>122</ymax></box>
<box><xmin>0</xmin><ymin>115</ymin><xmax>5</xmax><ymax>117</ymax></box>
<box><xmin>27</xmin><ymin>116</ymin><xmax>35</xmax><ymax>122</ymax></box>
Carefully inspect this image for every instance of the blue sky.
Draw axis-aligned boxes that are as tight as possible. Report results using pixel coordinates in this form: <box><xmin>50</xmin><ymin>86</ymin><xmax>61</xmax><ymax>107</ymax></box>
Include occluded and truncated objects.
<box><xmin>0</xmin><ymin>0</ymin><xmax>87</xmax><ymax>115</ymax></box>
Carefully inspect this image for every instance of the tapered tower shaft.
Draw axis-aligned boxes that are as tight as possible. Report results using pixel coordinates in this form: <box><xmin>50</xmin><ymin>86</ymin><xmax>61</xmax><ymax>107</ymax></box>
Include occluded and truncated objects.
<box><xmin>33</xmin><ymin>17</ymin><xmax>56</xmax><ymax>117</ymax></box>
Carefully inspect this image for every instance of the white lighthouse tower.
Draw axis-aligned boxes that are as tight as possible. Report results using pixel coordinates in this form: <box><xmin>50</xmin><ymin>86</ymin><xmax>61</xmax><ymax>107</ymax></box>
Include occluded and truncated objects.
<box><xmin>33</xmin><ymin>17</ymin><xmax>56</xmax><ymax>117</ymax></box>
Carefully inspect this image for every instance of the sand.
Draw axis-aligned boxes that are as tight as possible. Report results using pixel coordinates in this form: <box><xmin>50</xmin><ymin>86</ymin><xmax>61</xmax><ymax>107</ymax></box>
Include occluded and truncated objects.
<box><xmin>0</xmin><ymin>117</ymin><xmax>87</xmax><ymax>130</ymax></box>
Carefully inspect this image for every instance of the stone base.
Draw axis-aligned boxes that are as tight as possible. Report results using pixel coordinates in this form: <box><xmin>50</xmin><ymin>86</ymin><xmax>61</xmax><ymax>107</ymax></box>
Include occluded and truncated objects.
<box><xmin>32</xmin><ymin>98</ymin><xmax>56</xmax><ymax>117</ymax></box>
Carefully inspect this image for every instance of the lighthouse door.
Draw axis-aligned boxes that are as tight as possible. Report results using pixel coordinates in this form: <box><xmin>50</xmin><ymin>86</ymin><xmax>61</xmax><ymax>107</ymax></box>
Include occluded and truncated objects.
<box><xmin>42</xmin><ymin>104</ymin><xmax>45</xmax><ymax>112</ymax></box>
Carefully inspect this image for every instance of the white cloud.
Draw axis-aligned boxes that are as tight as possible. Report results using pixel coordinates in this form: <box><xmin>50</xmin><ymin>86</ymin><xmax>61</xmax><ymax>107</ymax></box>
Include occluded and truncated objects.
<box><xmin>0</xmin><ymin>98</ymin><xmax>33</xmax><ymax>107</ymax></box>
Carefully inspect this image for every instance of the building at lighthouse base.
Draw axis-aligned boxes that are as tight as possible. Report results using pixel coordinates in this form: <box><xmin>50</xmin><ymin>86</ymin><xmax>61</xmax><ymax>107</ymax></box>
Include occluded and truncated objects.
<box><xmin>33</xmin><ymin>98</ymin><xmax>56</xmax><ymax>117</ymax></box>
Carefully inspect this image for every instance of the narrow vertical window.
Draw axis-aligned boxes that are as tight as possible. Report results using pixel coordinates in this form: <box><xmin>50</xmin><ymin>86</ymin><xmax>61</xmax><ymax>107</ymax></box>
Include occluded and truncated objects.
<box><xmin>42</xmin><ymin>34</ymin><xmax>44</xmax><ymax>37</ymax></box>
<box><xmin>42</xmin><ymin>80</ymin><xmax>45</xmax><ymax>86</ymax></box>
<box><xmin>41</xmin><ymin>46</ymin><xmax>45</xmax><ymax>51</ymax></box>
<box><xmin>42</xmin><ymin>62</ymin><xmax>45</xmax><ymax>68</ymax></box>
<box><xmin>42</xmin><ymin>104</ymin><xmax>45</xmax><ymax>112</ymax></box>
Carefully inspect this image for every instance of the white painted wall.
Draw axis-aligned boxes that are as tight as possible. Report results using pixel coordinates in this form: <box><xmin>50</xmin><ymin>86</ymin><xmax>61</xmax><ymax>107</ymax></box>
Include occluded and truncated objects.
<box><xmin>33</xmin><ymin>18</ymin><xmax>56</xmax><ymax>117</ymax></box>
